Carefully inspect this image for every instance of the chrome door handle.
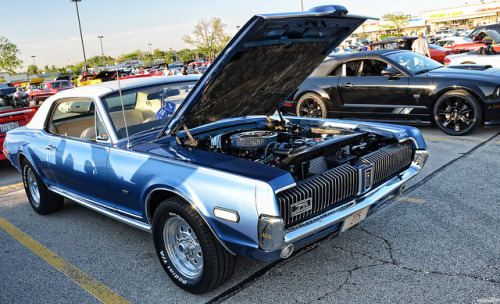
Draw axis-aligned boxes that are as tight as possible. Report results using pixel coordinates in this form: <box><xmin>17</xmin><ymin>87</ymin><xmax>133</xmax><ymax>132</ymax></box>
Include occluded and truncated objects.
<box><xmin>45</xmin><ymin>145</ymin><xmax>56</xmax><ymax>151</ymax></box>
<box><xmin>341</xmin><ymin>82</ymin><xmax>353</xmax><ymax>88</ymax></box>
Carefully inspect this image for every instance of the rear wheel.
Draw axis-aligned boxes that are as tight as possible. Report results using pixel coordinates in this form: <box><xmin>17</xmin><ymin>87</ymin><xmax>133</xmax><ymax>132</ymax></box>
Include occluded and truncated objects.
<box><xmin>152</xmin><ymin>197</ymin><xmax>236</xmax><ymax>294</ymax></box>
<box><xmin>296</xmin><ymin>93</ymin><xmax>328</xmax><ymax>118</ymax></box>
<box><xmin>432</xmin><ymin>90</ymin><xmax>483</xmax><ymax>136</ymax></box>
<box><xmin>21</xmin><ymin>159</ymin><xmax>64</xmax><ymax>214</ymax></box>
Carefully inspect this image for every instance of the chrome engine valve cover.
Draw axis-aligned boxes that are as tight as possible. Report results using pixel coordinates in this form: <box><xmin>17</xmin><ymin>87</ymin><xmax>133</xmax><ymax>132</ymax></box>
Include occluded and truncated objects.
<box><xmin>230</xmin><ymin>131</ymin><xmax>278</xmax><ymax>149</ymax></box>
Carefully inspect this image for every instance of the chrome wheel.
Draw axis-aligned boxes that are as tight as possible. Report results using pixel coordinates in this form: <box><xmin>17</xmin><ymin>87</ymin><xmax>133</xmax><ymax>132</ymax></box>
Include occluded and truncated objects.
<box><xmin>164</xmin><ymin>216</ymin><xmax>203</xmax><ymax>279</ymax></box>
<box><xmin>26</xmin><ymin>167</ymin><xmax>40</xmax><ymax>207</ymax></box>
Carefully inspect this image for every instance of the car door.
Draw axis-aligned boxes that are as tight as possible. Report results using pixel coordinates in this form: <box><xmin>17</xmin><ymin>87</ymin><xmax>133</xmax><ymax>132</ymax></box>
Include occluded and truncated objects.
<box><xmin>46</xmin><ymin>98</ymin><xmax>112</xmax><ymax>206</ymax></box>
<box><xmin>336</xmin><ymin>59</ymin><xmax>412</xmax><ymax>120</ymax></box>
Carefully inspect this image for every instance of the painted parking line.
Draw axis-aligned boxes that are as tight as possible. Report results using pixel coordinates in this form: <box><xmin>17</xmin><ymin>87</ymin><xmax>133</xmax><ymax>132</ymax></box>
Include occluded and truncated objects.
<box><xmin>0</xmin><ymin>216</ymin><xmax>130</xmax><ymax>304</ymax></box>
<box><xmin>0</xmin><ymin>182</ymin><xmax>23</xmax><ymax>191</ymax></box>
<box><xmin>396</xmin><ymin>196</ymin><xmax>425</xmax><ymax>204</ymax></box>
<box><xmin>424</xmin><ymin>136</ymin><xmax>486</xmax><ymax>143</ymax></box>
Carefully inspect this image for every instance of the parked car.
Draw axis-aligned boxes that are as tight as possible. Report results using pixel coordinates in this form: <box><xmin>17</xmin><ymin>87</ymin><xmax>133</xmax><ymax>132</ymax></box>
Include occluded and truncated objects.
<box><xmin>0</xmin><ymin>85</ymin><xmax>38</xmax><ymax>160</ymax></box>
<box><xmin>444</xmin><ymin>46</ymin><xmax>500</xmax><ymax>67</ymax></box>
<box><xmin>281</xmin><ymin>49</ymin><xmax>500</xmax><ymax>135</ymax></box>
<box><xmin>434</xmin><ymin>36</ymin><xmax>473</xmax><ymax>48</ymax></box>
<box><xmin>369</xmin><ymin>36</ymin><xmax>458</xmax><ymax>63</ymax></box>
<box><xmin>29</xmin><ymin>80</ymin><xmax>73</xmax><ymax>104</ymax></box>
<box><xmin>3</xmin><ymin>6</ymin><xmax>429</xmax><ymax>294</ymax></box>
<box><xmin>434</xmin><ymin>29</ymin><xmax>458</xmax><ymax>40</ymax></box>
<box><xmin>445</xmin><ymin>30</ymin><xmax>500</xmax><ymax>53</ymax></box>
<box><xmin>468</xmin><ymin>23</ymin><xmax>500</xmax><ymax>38</ymax></box>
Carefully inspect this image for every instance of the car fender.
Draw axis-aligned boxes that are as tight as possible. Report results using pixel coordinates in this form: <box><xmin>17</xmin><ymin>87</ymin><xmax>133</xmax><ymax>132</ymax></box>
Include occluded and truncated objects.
<box><xmin>294</xmin><ymin>81</ymin><xmax>339</xmax><ymax>111</ymax></box>
<box><xmin>428</xmin><ymin>81</ymin><xmax>486</xmax><ymax>106</ymax></box>
<box><xmin>140</xmin><ymin>163</ymin><xmax>266</xmax><ymax>256</ymax></box>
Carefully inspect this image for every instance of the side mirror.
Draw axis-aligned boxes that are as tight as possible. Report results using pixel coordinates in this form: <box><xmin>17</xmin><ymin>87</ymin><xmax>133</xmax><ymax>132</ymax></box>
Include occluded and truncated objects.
<box><xmin>381</xmin><ymin>69</ymin><xmax>399</xmax><ymax>77</ymax></box>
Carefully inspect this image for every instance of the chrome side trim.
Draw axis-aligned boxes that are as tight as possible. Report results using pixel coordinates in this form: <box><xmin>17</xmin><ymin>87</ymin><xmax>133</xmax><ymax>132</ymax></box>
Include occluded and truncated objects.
<box><xmin>0</xmin><ymin>109</ymin><xmax>35</xmax><ymax>118</ymax></box>
<box><xmin>49</xmin><ymin>186</ymin><xmax>151</xmax><ymax>232</ymax></box>
<box><xmin>274</xmin><ymin>183</ymin><xmax>297</xmax><ymax>194</ymax></box>
<box><xmin>144</xmin><ymin>187</ymin><xmax>236</xmax><ymax>255</ymax></box>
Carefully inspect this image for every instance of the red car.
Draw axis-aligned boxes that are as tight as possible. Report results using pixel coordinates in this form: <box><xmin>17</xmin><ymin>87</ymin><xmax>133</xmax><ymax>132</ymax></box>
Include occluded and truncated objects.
<box><xmin>370</xmin><ymin>36</ymin><xmax>459</xmax><ymax>63</ymax></box>
<box><xmin>0</xmin><ymin>106</ymin><xmax>38</xmax><ymax>161</ymax></box>
<box><xmin>443</xmin><ymin>30</ymin><xmax>500</xmax><ymax>53</ymax></box>
<box><xmin>29</xmin><ymin>80</ymin><xmax>72</xmax><ymax>105</ymax></box>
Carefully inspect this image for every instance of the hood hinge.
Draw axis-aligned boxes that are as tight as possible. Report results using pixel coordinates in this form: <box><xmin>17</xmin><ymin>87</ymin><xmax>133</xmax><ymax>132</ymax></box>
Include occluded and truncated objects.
<box><xmin>176</xmin><ymin>124</ymin><xmax>198</xmax><ymax>147</ymax></box>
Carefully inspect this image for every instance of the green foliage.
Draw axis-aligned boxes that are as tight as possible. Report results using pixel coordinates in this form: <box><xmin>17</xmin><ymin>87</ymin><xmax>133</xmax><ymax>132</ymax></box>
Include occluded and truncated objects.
<box><xmin>182</xmin><ymin>17</ymin><xmax>231</xmax><ymax>58</ymax></box>
<box><xmin>117</xmin><ymin>50</ymin><xmax>144</xmax><ymax>63</ymax></box>
<box><xmin>164</xmin><ymin>53</ymin><xmax>173</xmax><ymax>64</ymax></box>
<box><xmin>0</xmin><ymin>36</ymin><xmax>23</xmax><ymax>73</ymax></box>
<box><xmin>380</xmin><ymin>12</ymin><xmax>409</xmax><ymax>34</ymax></box>
<box><xmin>27</xmin><ymin>65</ymin><xmax>38</xmax><ymax>74</ymax></box>
<box><xmin>379</xmin><ymin>34</ymin><xmax>403</xmax><ymax>40</ymax></box>
<box><xmin>86</xmin><ymin>55</ymin><xmax>115</xmax><ymax>68</ymax></box>
<box><xmin>153</xmin><ymin>48</ymin><xmax>165</xmax><ymax>59</ymax></box>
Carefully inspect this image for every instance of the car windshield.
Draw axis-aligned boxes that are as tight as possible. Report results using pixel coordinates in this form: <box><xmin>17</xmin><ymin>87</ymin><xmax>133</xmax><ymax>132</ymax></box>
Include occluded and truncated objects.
<box><xmin>386</xmin><ymin>52</ymin><xmax>442</xmax><ymax>74</ymax></box>
<box><xmin>101</xmin><ymin>81</ymin><xmax>196</xmax><ymax>139</ymax></box>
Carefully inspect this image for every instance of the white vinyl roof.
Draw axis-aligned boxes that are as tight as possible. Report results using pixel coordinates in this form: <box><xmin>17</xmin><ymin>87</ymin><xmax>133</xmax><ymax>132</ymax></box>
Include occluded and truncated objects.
<box><xmin>28</xmin><ymin>75</ymin><xmax>201</xmax><ymax>130</ymax></box>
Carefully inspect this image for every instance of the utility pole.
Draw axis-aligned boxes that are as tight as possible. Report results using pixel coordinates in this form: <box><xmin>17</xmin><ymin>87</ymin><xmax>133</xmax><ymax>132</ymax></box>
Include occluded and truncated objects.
<box><xmin>70</xmin><ymin>0</ymin><xmax>88</xmax><ymax>73</ymax></box>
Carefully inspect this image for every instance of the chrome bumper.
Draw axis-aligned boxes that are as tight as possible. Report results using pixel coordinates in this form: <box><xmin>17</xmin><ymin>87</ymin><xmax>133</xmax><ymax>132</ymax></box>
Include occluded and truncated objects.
<box><xmin>259</xmin><ymin>149</ymin><xmax>429</xmax><ymax>252</ymax></box>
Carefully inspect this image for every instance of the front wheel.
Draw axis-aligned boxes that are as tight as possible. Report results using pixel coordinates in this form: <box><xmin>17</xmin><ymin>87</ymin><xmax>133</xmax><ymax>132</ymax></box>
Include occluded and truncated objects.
<box><xmin>296</xmin><ymin>93</ymin><xmax>328</xmax><ymax>118</ymax></box>
<box><xmin>432</xmin><ymin>90</ymin><xmax>483</xmax><ymax>136</ymax></box>
<box><xmin>21</xmin><ymin>159</ymin><xmax>64</xmax><ymax>214</ymax></box>
<box><xmin>152</xmin><ymin>197</ymin><xmax>236</xmax><ymax>294</ymax></box>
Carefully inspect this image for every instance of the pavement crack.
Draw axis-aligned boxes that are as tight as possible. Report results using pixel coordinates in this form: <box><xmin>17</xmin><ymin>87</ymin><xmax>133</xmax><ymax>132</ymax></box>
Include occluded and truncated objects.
<box><xmin>405</xmin><ymin>131</ymin><xmax>500</xmax><ymax>195</ymax></box>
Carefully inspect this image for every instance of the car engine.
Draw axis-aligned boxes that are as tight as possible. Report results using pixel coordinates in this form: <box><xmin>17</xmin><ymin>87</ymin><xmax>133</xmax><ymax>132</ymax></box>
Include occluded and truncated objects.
<box><xmin>199</xmin><ymin>124</ymin><xmax>395</xmax><ymax>181</ymax></box>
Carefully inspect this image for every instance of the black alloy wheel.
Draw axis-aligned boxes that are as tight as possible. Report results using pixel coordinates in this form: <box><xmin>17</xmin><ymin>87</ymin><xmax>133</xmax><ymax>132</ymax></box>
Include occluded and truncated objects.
<box><xmin>296</xmin><ymin>93</ymin><xmax>328</xmax><ymax>118</ymax></box>
<box><xmin>432</xmin><ymin>90</ymin><xmax>483</xmax><ymax>136</ymax></box>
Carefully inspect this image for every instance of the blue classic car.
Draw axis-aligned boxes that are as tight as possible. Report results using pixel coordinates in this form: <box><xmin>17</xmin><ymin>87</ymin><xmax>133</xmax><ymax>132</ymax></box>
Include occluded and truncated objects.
<box><xmin>3</xmin><ymin>6</ymin><xmax>429</xmax><ymax>293</ymax></box>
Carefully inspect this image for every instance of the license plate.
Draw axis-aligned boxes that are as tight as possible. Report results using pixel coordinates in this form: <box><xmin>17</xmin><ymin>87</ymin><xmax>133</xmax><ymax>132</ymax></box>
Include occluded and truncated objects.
<box><xmin>341</xmin><ymin>206</ymin><xmax>369</xmax><ymax>232</ymax></box>
<box><xmin>0</xmin><ymin>121</ymin><xmax>20</xmax><ymax>133</ymax></box>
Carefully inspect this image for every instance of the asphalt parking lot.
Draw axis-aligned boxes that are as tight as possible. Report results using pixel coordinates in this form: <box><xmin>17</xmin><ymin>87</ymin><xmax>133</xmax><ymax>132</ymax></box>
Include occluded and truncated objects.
<box><xmin>1</xmin><ymin>126</ymin><xmax>499</xmax><ymax>304</ymax></box>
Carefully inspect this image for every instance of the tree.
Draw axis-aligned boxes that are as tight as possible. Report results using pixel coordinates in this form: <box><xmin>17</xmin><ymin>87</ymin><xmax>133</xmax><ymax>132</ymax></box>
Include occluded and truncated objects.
<box><xmin>182</xmin><ymin>17</ymin><xmax>232</xmax><ymax>59</ymax></box>
<box><xmin>380</xmin><ymin>12</ymin><xmax>409</xmax><ymax>35</ymax></box>
<box><xmin>27</xmin><ymin>65</ymin><xmax>38</xmax><ymax>74</ymax></box>
<box><xmin>0</xmin><ymin>36</ymin><xmax>23</xmax><ymax>73</ymax></box>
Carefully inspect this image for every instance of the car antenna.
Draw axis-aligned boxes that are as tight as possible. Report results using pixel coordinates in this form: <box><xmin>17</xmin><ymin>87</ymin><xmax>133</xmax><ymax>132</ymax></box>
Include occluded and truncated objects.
<box><xmin>116</xmin><ymin>68</ymin><xmax>132</xmax><ymax>149</ymax></box>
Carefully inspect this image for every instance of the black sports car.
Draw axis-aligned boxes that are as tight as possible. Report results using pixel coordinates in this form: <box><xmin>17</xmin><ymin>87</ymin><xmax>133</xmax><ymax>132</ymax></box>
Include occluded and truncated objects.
<box><xmin>281</xmin><ymin>49</ymin><xmax>500</xmax><ymax>135</ymax></box>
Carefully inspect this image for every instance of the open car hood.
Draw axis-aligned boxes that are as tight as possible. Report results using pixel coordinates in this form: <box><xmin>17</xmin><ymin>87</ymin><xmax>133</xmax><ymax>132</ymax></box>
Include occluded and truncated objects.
<box><xmin>163</xmin><ymin>5</ymin><xmax>370</xmax><ymax>136</ymax></box>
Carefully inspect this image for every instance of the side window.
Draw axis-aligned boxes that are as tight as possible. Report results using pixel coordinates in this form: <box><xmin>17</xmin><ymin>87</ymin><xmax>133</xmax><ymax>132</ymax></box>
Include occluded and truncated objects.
<box><xmin>329</xmin><ymin>64</ymin><xmax>344</xmax><ymax>77</ymax></box>
<box><xmin>48</xmin><ymin>98</ymin><xmax>108</xmax><ymax>141</ymax></box>
<box><xmin>359</xmin><ymin>60</ymin><xmax>388</xmax><ymax>76</ymax></box>
<box><xmin>345</xmin><ymin>60</ymin><xmax>360</xmax><ymax>76</ymax></box>
<box><xmin>101</xmin><ymin>82</ymin><xmax>196</xmax><ymax>139</ymax></box>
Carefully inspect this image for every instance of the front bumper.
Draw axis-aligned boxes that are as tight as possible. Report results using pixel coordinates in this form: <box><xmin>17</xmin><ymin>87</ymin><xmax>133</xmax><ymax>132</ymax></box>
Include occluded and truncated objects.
<box><xmin>253</xmin><ymin>149</ymin><xmax>429</xmax><ymax>261</ymax></box>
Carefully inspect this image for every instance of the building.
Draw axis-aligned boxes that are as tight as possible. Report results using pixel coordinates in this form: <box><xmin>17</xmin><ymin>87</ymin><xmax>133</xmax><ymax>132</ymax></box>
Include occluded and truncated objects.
<box><xmin>353</xmin><ymin>1</ymin><xmax>500</xmax><ymax>39</ymax></box>
<box><xmin>422</xmin><ymin>1</ymin><xmax>500</xmax><ymax>32</ymax></box>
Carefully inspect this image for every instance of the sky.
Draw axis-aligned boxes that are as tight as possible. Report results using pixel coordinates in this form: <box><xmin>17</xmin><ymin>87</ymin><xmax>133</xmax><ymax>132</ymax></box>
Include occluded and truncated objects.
<box><xmin>1</xmin><ymin>0</ymin><xmax>479</xmax><ymax>71</ymax></box>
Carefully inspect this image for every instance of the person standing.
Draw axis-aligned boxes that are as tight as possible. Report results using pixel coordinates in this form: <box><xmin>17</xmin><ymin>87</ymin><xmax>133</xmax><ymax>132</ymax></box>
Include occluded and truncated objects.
<box><xmin>164</xmin><ymin>65</ymin><xmax>172</xmax><ymax>76</ymax></box>
<box><xmin>181</xmin><ymin>62</ymin><xmax>188</xmax><ymax>75</ymax></box>
<box><xmin>412</xmin><ymin>32</ymin><xmax>431</xmax><ymax>57</ymax></box>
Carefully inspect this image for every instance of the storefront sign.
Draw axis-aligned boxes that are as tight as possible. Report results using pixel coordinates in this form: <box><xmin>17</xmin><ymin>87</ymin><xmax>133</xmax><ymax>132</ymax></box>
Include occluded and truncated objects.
<box><xmin>423</xmin><ymin>2</ymin><xmax>500</xmax><ymax>22</ymax></box>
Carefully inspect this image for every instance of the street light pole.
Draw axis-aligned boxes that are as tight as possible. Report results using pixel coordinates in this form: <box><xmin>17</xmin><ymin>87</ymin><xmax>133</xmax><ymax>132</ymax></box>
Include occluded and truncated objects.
<box><xmin>97</xmin><ymin>36</ymin><xmax>104</xmax><ymax>56</ymax></box>
<box><xmin>301</xmin><ymin>0</ymin><xmax>304</xmax><ymax>11</ymax></box>
<box><xmin>31</xmin><ymin>55</ymin><xmax>36</xmax><ymax>67</ymax></box>
<box><xmin>71</xmin><ymin>0</ymin><xmax>88</xmax><ymax>73</ymax></box>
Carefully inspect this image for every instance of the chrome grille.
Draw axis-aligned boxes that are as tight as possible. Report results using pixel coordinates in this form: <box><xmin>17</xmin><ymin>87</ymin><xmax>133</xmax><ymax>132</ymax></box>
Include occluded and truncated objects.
<box><xmin>277</xmin><ymin>141</ymin><xmax>414</xmax><ymax>227</ymax></box>
<box><xmin>277</xmin><ymin>164</ymin><xmax>359</xmax><ymax>226</ymax></box>
<box><xmin>359</xmin><ymin>142</ymin><xmax>413</xmax><ymax>185</ymax></box>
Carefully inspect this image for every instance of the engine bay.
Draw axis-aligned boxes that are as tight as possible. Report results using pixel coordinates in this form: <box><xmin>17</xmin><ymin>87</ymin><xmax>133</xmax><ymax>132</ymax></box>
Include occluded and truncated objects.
<box><xmin>194</xmin><ymin>122</ymin><xmax>396</xmax><ymax>181</ymax></box>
